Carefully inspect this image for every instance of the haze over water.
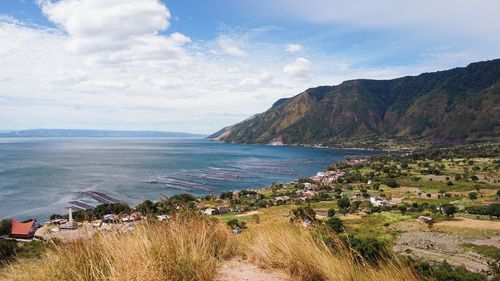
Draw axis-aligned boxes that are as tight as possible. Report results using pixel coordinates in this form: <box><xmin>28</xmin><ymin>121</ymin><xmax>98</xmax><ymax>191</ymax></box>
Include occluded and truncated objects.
<box><xmin>0</xmin><ymin>138</ymin><xmax>378</xmax><ymax>221</ymax></box>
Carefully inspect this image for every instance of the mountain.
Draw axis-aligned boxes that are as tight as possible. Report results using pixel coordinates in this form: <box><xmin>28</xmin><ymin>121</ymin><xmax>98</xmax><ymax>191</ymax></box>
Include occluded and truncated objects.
<box><xmin>0</xmin><ymin>129</ymin><xmax>205</xmax><ymax>138</ymax></box>
<box><xmin>210</xmin><ymin>59</ymin><xmax>500</xmax><ymax>147</ymax></box>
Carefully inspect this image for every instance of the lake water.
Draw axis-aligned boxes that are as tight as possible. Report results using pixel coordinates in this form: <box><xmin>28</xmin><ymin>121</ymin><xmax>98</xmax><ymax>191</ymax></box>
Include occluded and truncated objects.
<box><xmin>0</xmin><ymin>138</ymin><xmax>378</xmax><ymax>220</ymax></box>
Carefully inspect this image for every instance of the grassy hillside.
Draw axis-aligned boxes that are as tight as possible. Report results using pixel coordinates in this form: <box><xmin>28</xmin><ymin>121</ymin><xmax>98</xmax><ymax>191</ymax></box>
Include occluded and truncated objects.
<box><xmin>0</xmin><ymin>212</ymin><xmax>425</xmax><ymax>281</ymax></box>
<box><xmin>210</xmin><ymin>59</ymin><xmax>500</xmax><ymax>148</ymax></box>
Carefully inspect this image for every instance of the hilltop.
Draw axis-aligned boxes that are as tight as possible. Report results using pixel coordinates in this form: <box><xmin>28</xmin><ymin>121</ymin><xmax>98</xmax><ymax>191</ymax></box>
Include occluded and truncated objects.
<box><xmin>210</xmin><ymin>59</ymin><xmax>500</xmax><ymax>148</ymax></box>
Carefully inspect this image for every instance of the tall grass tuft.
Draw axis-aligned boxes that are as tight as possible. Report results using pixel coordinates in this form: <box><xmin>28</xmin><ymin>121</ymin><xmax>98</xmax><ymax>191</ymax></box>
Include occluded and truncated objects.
<box><xmin>240</xmin><ymin>223</ymin><xmax>424</xmax><ymax>281</ymax></box>
<box><xmin>1</xmin><ymin>212</ymin><xmax>235</xmax><ymax>281</ymax></box>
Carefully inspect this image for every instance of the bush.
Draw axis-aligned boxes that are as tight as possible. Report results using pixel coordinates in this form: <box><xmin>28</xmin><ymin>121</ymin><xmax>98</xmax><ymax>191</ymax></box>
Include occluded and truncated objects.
<box><xmin>468</xmin><ymin>192</ymin><xmax>478</xmax><ymax>200</ymax></box>
<box><xmin>325</xmin><ymin>218</ymin><xmax>344</xmax><ymax>233</ymax></box>
<box><xmin>415</xmin><ymin>261</ymin><xmax>486</xmax><ymax>281</ymax></box>
<box><xmin>384</xmin><ymin>178</ymin><xmax>399</xmax><ymax>188</ymax></box>
<box><xmin>0</xmin><ymin>240</ymin><xmax>16</xmax><ymax>263</ymax></box>
<box><xmin>291</xmin><ymin>205</ymin><xmax>316</xmax><ymax>222</ymax></box>
<box><xmin>339</xmin><ymin>234</ymin><xmax>389</xmax><ymax>263</ymax></box>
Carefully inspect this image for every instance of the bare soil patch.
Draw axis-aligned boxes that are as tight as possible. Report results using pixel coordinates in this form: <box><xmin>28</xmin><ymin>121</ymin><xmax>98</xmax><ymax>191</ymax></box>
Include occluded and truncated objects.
<box><xmin>436</xmin><ymin>218</ymin><xmax>500</xmax><ymax>230</ymax></box>
<box><xmin>217</xmin><ymin>258</ymin><xmax>288</xmax><ymax>281</ymax></box>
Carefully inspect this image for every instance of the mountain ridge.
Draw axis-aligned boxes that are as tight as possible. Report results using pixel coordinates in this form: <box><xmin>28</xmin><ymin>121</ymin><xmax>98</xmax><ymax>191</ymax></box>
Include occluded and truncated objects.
<box><xmin>0</xmin><ymin>129</ymin><xmax>205</xmax><ymax>138</ymax></box>
<box><xmin>210</xmin><ymin>59</ymin><xmax>500</xmax><ymax>148</ymax></box>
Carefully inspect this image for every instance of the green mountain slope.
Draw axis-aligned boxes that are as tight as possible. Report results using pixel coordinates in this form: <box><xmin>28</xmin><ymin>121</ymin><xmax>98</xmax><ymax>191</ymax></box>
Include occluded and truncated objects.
<box><xmin>210</xmin><ymin>59</ymin><xmax>500</xmax><ymax>147</ymax></box>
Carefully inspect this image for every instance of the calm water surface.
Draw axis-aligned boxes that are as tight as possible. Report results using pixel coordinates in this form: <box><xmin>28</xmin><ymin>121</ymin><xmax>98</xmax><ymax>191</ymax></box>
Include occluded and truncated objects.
<box><xmin>0</xmin><ymin>138</ymin><xmax>379</xmax><ymax>220</ymax></box>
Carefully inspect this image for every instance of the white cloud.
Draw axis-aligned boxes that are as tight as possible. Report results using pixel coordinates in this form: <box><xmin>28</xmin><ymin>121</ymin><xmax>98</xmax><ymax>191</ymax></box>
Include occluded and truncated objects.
<box><xmin>285</xmin><ymin>43</ymin><xmax>303</xmax><ymax>53</ymax></box>
<box><xmin>216</xmin><ymin>36</ymin><xmax>247</xmax><ymax>57</ymax></box>
<box><xmin>283</xmin><ymin>57</ymin><xmax>311</xmax><ymax>77</ymax></box>
<box><xmin>40</xmin><ymin>0</ymin><xmax>171</xmax><ymax>53</ymax></box>
<box><xmin>1</xmin><ymin>0</ymin><xmax>497</xmax><ymax>134</ymax></box>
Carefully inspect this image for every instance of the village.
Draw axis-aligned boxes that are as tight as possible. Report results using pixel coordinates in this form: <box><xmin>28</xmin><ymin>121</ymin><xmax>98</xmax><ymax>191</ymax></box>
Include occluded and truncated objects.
<box><xmin>1</xmin><ymin>147</ymin><xmax>499</xmax><ymax>280</ymax></box>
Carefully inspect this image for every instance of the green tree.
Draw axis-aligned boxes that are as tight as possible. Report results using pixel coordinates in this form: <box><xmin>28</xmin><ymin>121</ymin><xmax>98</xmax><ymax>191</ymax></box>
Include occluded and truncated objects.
<box><xmin>327</xmin><ymin>208</ymin><xmax>336</xmax><ymax>217</ymax></box>
<box><xmin>443</xmin><ymin>204</ymin><xmax>457</xmax><ymax>217</ymax></box>
<box><xmin>136</xmin><ymin>200</ymin><xmax>156</xmax><ymax>214</ymax></box>
<box><xmin>0</xmin><ymin>219</ymin><xmax>12</xmax><ymax>236</ymax></box>
<box><xmin>336</xmin><ymin>197</ymin><xmax>350</xmax><ymax>210</ymax></box>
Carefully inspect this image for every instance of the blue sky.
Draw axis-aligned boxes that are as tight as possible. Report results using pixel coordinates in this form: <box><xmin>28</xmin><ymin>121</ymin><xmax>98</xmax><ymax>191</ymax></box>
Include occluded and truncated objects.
<box><xmin>1</xmin><ymin>0</ymin><xmax>499</xmax><ymax>133</ymax></box>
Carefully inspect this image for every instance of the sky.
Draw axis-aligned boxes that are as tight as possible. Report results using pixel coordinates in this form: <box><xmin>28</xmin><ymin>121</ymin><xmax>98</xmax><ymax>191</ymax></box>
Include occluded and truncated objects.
<box><xmin>0</xmin><ymin>0</ymin><xmax>499</xmax><ymax>134</ymax></box>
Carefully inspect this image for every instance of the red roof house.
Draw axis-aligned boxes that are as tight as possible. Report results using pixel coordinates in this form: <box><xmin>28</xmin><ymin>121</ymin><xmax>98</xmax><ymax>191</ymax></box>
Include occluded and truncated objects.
<box><xmin>11</xmin><ymin>219</ymin><xmax>37</xmax><ymax>239</ymax></box>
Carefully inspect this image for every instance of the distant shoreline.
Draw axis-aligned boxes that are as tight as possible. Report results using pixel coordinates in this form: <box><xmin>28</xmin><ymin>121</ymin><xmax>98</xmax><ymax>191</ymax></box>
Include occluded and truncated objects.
<box><xmin>0</xmin><ymin>129</ymin><xmax>206</xmax><ymax>138</ymax></box>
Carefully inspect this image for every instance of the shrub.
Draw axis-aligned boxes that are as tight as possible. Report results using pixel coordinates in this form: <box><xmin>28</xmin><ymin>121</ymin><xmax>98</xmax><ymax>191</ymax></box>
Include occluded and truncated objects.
<box><xmin>325</xmin><ymin>218</ymin><xmax>344</xmax><ymax>233</ymax></box>
<box><xmin>291</xmin><ymin>205</ymin><xmax>316</xmax><ymax>222</ymax></box>
<box><xmin>468</xmin><ymin>192</ymin><xmax>478</xmax><ymax>200</ymax></box>
<box><xmin>0</xmin><ymin>240</ymin><xmax>16</xmax><ymax>263</ymax></box>
<box><xmin>384</xmin><ymin>178</ymin><xmax>399</xmax><ymax>188</ymax></box>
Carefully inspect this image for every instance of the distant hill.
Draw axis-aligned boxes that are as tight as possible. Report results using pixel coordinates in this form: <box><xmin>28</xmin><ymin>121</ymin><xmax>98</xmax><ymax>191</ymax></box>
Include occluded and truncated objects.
<box><xmin>0</xmin><ymin>129</ymin><xmax>205</xmax><ymax>138</ymax></box>
<box><xmin>210</xmin><ymin>59</ymin><xmax>500</xmax><ymax>148</ymax></box>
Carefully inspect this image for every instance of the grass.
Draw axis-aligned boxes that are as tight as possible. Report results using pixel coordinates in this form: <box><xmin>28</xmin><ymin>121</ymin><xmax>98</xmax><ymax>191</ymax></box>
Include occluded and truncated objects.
<box><xmin>461</xmin><ymin>243</ymin><xmax>500</xmax><ymax>261</ymax></box>
<box><xmin>342</xmin><ymin>212</ymin><xmax>411</xmax><ymax>241</ymax></box>
<box><xmin>239</xmin><ymin>223</ymin><xmax>424</xmax><ymax>281</ymax></box>
<box><xmin>0</xmin><ymin>212</ymin><xmax>236</xmax><ymax>281</ymax></box>
<box><xmin>0</xmin><ymin>210</ymin><xmax>431</xmax><ymax>281</ymax></box>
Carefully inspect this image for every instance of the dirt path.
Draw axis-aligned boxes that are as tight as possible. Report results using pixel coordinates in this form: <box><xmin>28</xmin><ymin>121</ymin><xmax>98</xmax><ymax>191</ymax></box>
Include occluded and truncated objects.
<box><xmin>217</xmin><ymin>258</ymin><xmax>288</xmax><ymax>281</ymax></box>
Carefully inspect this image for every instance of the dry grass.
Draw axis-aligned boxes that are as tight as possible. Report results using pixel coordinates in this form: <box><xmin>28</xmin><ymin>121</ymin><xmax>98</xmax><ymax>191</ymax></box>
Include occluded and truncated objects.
<box><xmin>240</xmin><ymin>223</ymin><xmax>425</xmax><ymax>281</ymax></box>
<box><xmin>1</xmin><ymin>213</ymin><xmax>236</xmax><ymax>281</ymax></box>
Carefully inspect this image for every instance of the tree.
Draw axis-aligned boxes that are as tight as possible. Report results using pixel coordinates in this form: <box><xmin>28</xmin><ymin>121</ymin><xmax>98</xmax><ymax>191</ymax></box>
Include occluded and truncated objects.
<box><xmin>136</xmin><ymin>200</ymin><xmax>156</xmax><ymax>214</ymax></box>
<box><xmin>443</xmin><ymin>204</ymin><xmax>457</xmax><ymax>217</ymax></box>
<box><xmin>468</xmin><ymin>192</ymin><xmax>478</xmax><ymax>200</ymax></box>
<box><xmin>470</xmin><ymin>175</ymin><xmax>479</xmax><ymax>182</ymax></box>
<box><xmin>399</xmin><ymin>205</ymin><xmax>407</xmax><ymax>214</ymax></box>
<box><xmin>219</xmin><ymin>191</ymin><xmax>233</xmax><ymax>200</ymax></box>
<box><xmin>0</xmin><ymin>219</ymin><xmax>12</xmax><ymax>236</ymax></box>
<box><xmin>325</xmin><ymin>217</ymin><xmax>344</xmax><ymax>233</ymax></box>
<box><xmin>336</xmin><ymin>198</ymin><xmax>350</xmax><ymax>211</ymax></box>
<box><xmin>327</xmin><ymin>208</ymin><xmax>336</xmax><ymax>217</ymax></box>
<box><xmin>486</xmin><ymin>204</ymin><xmax>500</xmax><ymax>219</ymax></box>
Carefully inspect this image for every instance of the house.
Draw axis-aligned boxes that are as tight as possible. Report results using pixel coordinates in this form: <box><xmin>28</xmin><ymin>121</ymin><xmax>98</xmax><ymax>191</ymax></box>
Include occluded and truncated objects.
<box><xmin>272</xmin><ymin>196</ymin><xmax>290</xmax><ymax>204</ymax></box>
<box><xmin>304</xmin><ymin>191</ymin><xmax>318</xmax><ymax>198</ymax></box>
<box><xmin>11</xmin><ymin>219</ymin><xmax>37</xmax><ymax>239</ymax></box>
<box><xmin>418</xmin><ymin>216</ymin><xmax>433</xmax><ymax>223</ymax></box>
<box><xmin>311</xmin><ymin>176</ymin><xmax>322</xmax><ymax>183</ymax></box>
<box><xmin>157</xmin><ymin>215</ymin><xmax>169</xmax><ymax>221</ymax></box>
<box><xmin>316</xmin><ymin>172</ymin><xmax>326</xmax><ymax>177</ymax></box>
<box><xmin>370</xmin><ymin>197</ymin><xmax>390</xmax><ymax>206</ymax></box>
<box><xmin>217</xmin><ymin>205</ymin><xmax>230</xmax><ymax>214</ymax></box>
<box><xmin>204</xmin><ymin>208</ymin><xmax>216</xmax><ymax>215</ymax></box>
<box><xmin>102</xmin><ymin>214</ymin><xmax>118</xmax><ymax>223</ymax></box>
